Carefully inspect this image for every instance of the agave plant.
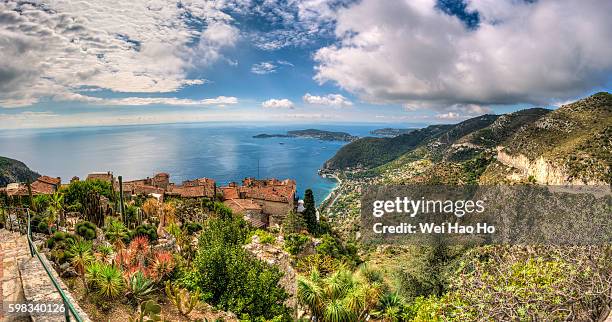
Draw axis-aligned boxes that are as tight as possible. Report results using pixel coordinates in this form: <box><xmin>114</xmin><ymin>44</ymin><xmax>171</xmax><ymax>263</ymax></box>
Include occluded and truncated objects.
<box><xmin>126</xmin><ymin>270</ymin><xmax>156</xmax><ymax>305</ymax></box>
<box><xmin>97</xmin><ymin>264</ymin><xmax>125</xmax><ymax>299</ymax></box>
<box><xmin>66</xmin><ymin>239</ymin><xmax>94</xmax><ymax>290</ymax></box>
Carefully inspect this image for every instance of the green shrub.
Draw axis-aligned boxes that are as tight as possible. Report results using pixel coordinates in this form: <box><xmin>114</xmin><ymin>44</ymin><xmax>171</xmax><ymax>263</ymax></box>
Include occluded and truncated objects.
<box><xmin>47</xmin><ymin>231</ymin><xmax>77</xmax><ymax>263</ymax></box>
<box><xmin>131</xmin><ymin>224</ymin><xmax>158</xmax><ymax>242</ymax></box>
<box><xmin>251</xmin><ymin>229</ymin><xmax>275</xmax><ymax>244</ymax></box>
<box><xmin>282</xmin><ymin>211</ymin><xmax>305</xmax><ymax>234</ymax></box>
<box><xmin>184</xmin><ymin>222</ymin><xmax>203</xmax><ymax>235</ymax></box>
<box><xmin>179</xmin><ymin>216</ymin><xmax>289</xmax><ymax>320</ymax></box>
<box><xmin>62</xmin><ymin>179</ymin><xmax>114</xmax><ymax>211</ymax></box>
<box><xmin>284</xmin><ymin>233</ymin><xmax>309</xmax><ymax>255</ymax></box>
<box><xmin>31</xmin><ymin>215</ymin><xmax>49</xmax><ymax>234</ymax></box>
<box><xmin>75</xmin><ymin>221</ymin><xmax>97</xmax><ymax>240</ymax></box>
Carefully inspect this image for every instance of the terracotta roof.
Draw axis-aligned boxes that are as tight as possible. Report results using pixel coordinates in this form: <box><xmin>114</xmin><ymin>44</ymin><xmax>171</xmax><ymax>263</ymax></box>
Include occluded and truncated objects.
<box><xmin>36</xmin><ymin>176</ymin><xmax>61</xmax><ymax>186</ymax></box>
<box><xmin>169</xmin><ymin>185</ymin><xmax>215</xmax><ymax>198</ymax></box>
<box><xmin>87</xmin><ymin>172</ymin><xmax>113</xmax><ymax>182</ymax></box>
<box><xmin>221</xmin><ymin>187</ymin><xmax>239</xmax><ymax>200</ymax></box>
<box><xmin>223</xmin><ymin>199</ymin><xmax>262</xmax><ymax>214</ymax></box>
<box><xmin>234</xmin><ymin>178</ymin><xmax>296</xmax><ymax>203</ymax></box>
<box><xmin>245</xmin><ymin>216</ymin><xmax>267</xmax><ymax>228</ymax></box>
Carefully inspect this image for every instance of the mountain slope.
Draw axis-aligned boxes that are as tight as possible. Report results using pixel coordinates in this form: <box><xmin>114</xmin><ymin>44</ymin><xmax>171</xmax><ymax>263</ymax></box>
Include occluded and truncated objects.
<box><xmin>323</xmin><ymin>125</ymin><xmax>452</xmax><ymax>170</ymax></box>
<box><xmin>482</xmin><ymin>92</ymin><xmax>611</xmax><ymax>184</ymax></box>
<box><xmin>323</xmin><ymin>114</ymin><xmax>499</xmax><ymax>170</ymax></box>
<box><xmin>0</xmin><ymin>156</ymin><xmax>40</xmax><ymax>186</ymax></box>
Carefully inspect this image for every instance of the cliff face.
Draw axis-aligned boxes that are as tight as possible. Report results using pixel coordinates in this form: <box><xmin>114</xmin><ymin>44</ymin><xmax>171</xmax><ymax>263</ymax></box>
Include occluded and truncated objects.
<box><xmin>495</xmin><ymin>147</ymin><xmax>604</xmax><ymax>185</ymax></box>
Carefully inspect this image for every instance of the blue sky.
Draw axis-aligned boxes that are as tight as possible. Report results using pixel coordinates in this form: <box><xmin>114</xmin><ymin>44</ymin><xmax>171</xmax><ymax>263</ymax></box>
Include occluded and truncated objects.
<box><xmin>0</xmin><ymin>0</ymin><xmax>610</xmax><ymax>129</ymax></box>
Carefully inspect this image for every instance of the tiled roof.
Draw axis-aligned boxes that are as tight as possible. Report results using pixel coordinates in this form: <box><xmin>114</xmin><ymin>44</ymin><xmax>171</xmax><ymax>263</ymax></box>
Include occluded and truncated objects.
<box><xmin>36</xmin><ymin>176</ymin><xmax>61</xmax><ymax>186</ymax></box>
<box><xmin>223</xmin><ymin>199</ymin><xmax>262</xmax><ymax>213</ymax></box>
<box><xmin>221</xmin><ymin>187</ymin><xmax>239</xmax><ymax>200</ymax></box>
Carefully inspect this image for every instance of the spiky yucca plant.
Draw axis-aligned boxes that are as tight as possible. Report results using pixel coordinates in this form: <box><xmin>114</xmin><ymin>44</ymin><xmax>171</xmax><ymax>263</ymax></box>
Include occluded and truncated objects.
<box><xmin>96</xmin><ymin>244</ymin><xmax>114</xmax><ymax>263</ymax></box>
<box><xmin>97</xmin><ymin>264</ymin><xmax>124</xmax><ymax>299</ymax></box>
<box><xmin>85</xmin><ymin>261</ymin><xmax>104</xmax><ymax>290</ymax></box>
<box><xmin>67</xmin><ymin>239</ymin><xmax>94</xmax><ymax>290</ymax></box>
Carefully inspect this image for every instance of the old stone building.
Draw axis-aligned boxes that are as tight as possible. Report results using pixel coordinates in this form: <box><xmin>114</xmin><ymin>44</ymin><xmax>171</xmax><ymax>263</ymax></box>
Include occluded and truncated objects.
<box><xmin>221</xmin><ymin>178</ymin><xmax>296</xmax><ymax>228</ymax></box>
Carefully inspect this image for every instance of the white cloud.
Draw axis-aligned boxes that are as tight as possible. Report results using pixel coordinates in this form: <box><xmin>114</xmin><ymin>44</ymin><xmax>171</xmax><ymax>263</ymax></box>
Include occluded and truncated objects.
<box><xmin>262</xmin><ymin>98</ymin><xmax>294</xmax><ymax>109</ymax></box>
<box><xmin>250</xmin><ymin>60</ymin><xmax>295</xmax><ymax>74</ymax></box>
<box><xmin>251</xmin><ymin>62</ymin><xmax>278</xmax><ymax>75</ymax></box>
<box><xmin>51</xmin><ymin>93</ymin><xmax>238</xmax><ymax>106</ymax></box>
<box><xmin>232</xmin><ymin>0</ymin><xmax>343</xmax><ymax>50</ymax></box>
<box><xmin>0</xmin><ymin>0</ymin><xmax>239</xmax><ymax>107</ymax></box>
<box><xmin>314</xmin><ymin>0</ymin><xmax>612</xmax><ymax>110</ymax></box>
<box><xmin>303</xmin><ymin>93</ymin><xmax>353</xmax><ymax>107</ymax></box>
<box><xmin>436</xmin><ymin>112</ymin><xmax>461</xmax><ymax>120</ymax></box>
<box><xmin>277</xmin><ymin>60</ymin><xmax>294</xmax><ymax>67</ymax></box>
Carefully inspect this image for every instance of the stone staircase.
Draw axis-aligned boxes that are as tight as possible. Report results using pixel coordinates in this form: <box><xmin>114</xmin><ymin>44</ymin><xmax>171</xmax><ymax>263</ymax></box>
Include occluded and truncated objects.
<box><xmin>0</xmin><ymin>229</ymin><xmax>90</xmax><ymax>322</ymax></box>
<box><xmin>1</xmin><ymin>229</ymin><xmax>31</xmax><ymax>321</ymax></box>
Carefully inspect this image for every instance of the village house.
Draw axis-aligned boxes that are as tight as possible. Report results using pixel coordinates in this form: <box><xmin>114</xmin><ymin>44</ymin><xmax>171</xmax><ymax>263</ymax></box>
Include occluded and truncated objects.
<box><xmin>122</xmin><ymin>173</ymin><xmax>170</xmax><ymax>200</ymax></box>
<box><xmin>221</xmin><ymin>178</ymin><xmax>296</xmax><ymax>228</ymax></box>
<box><xmin>120</xmin><ymin>173</ymin><xmax>216</xmax><ymax>201</ymax></box>
<box><xmin>166</xmin><ymin>177</ymin><xmax>217</xmax><ymax>199</ymax></box>
<box><xmin>2</xmin><ymin>175</ymin><xmax>61</xmax><ymax>196</ymax></box>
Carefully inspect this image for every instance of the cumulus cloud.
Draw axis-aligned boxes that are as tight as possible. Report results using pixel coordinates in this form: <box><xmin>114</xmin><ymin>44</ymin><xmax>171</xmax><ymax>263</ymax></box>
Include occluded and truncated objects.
<box><xmin>262</xmin><ymin>98</ymin><xmax>294</xmax><ymax>109</ymax></box>
<box><xmin>0</xmin><ymin>0</ymin><xmax>239</xmax><ymax>107</ymax></box>
<box><xmin>303</xmin><ymin>93</ymin><xmax>353</xmax><ymax>107</ymax></box>
<box><xmin>314</xmin><ymin>0</ymin><xmax>612</xmax><ymax>110</ymax></box>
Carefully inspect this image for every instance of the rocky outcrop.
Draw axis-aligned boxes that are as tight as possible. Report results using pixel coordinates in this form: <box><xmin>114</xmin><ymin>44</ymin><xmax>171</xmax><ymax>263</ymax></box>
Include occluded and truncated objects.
<box><xmin>496</xmin><ymin>147</ymin><xmax>604</xmax><ymax>185</ymax></box>
<box><xmin>244</xmin><ymin>235</ymin><xmax>298</xmax><ymax>313</ymax></box>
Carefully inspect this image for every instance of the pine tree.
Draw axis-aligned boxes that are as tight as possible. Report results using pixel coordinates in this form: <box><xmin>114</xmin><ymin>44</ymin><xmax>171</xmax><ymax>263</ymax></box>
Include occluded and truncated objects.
<box><xmin>303</xmin><ymin>189</ymin><xmax>317</xmax><ymax>234</ymax></box>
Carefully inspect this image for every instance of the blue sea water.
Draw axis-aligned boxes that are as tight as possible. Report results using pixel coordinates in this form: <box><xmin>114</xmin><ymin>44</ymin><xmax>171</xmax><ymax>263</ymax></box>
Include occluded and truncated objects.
<box><xmin>0</xmin><ymin>123</ymin><xmax>387</xmax><ymax>203</ymax></box>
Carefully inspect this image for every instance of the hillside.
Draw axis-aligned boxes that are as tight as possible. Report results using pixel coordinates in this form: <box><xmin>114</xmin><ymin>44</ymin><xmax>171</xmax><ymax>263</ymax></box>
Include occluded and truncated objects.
<box><xmin>0</xmin><ymin>156</ymin><xmax>40</xmax><ymax>186</ymax></box>
<box><xmin>323</xmin><ymin>114</ymin><xmax>499</xmax><ymax>170</ymax></box>
<box><xmin>499</xmin><ymin>92</ymin><xmax>611</xmax><ymax>184</ymax></box>
<box><xmin>253</xmin><ymin>129</ymin><xmax>358</xmax><ymax>141</ymax></box>
<box><xmin>370</xmin><ymin>128</ymin><xmax>417</xmax><ymax>137</ymax></box>
<box><xmin>323</xmin><ymin>125</ymin><xmax>452</xmax><ymax>170</ymax></box>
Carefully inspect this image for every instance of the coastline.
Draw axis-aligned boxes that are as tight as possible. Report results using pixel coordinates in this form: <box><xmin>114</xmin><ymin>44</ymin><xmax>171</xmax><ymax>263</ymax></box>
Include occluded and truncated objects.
<box><xmin>317</xmin><ymin>171</ymin><xmax>343</xmax><ymax>211</ymax></box>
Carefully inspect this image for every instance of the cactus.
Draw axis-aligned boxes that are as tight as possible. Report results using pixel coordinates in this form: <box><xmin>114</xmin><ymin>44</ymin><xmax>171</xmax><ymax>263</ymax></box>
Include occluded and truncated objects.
<box><xmin>165</xmin><ymin>282</ymin><xmax>200</xmax><ymax>317</ymax></box>
<box><xmin>129</xmin><ymin>300</ymin><xmax>163</xmax><ymax>322</ymax></box>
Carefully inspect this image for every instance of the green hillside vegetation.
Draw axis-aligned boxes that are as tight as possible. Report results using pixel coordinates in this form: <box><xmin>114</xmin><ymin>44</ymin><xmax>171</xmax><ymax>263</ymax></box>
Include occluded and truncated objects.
<box><xmin>0</xmin><ymin>156</ymin><xmax>40</xmax><ymax>186</ymax></box>
<box><xmin>324</xmin><ymin>125</ymin><xmax>452</xmax><ymax>170</ymax></box>
<box><xmin>325</xmin><ymin>114</ymin><xmax>499</xmax><ymax>171</ymax></box>
<box><xmin>318</xmin><ymin>92</ymin><xmax>612</xmax><ymax>321</ymax></box>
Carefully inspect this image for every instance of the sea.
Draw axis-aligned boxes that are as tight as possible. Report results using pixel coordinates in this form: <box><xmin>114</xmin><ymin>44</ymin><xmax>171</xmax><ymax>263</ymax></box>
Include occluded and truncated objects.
<box><xmin>0</xmin><ymin>123</ymin><xmax>391</xmax><ymax>203</ymax></box>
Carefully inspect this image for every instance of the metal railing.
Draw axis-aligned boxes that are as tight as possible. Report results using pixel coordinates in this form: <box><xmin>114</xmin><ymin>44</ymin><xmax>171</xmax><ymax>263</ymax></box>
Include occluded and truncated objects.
<box><xmin>3</xmin><ymin>207</ymin><xmax>84</xmax><ymax>322</ymax></box>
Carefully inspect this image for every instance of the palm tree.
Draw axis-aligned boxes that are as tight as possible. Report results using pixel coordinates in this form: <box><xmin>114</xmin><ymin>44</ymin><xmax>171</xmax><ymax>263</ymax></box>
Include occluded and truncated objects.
<box><xmin>67</xmin><ymin>239</ymin><xmax>94</xmax><ymax>290</ymax></box>
<box><xmin>298</xmin><ymin>265</ymin><xmax>387</xmax><ymax>322</ymax></box>
<box><xmin>46</xmin><ymin>192</ymin><xmax>64</xmax><ymax>234</ymax></box>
